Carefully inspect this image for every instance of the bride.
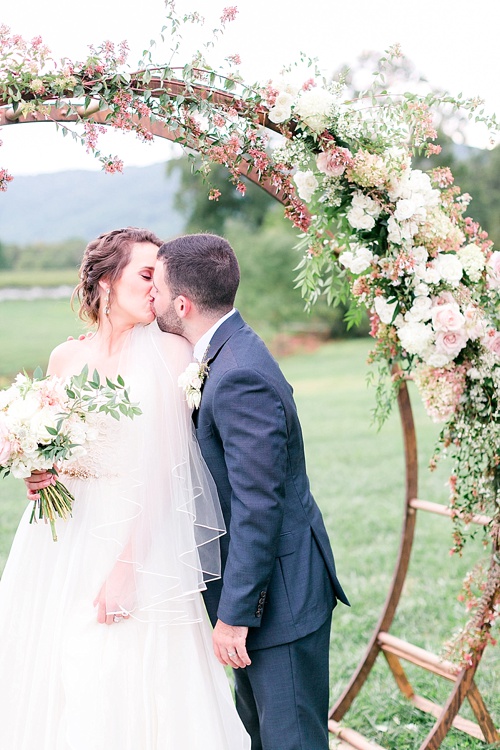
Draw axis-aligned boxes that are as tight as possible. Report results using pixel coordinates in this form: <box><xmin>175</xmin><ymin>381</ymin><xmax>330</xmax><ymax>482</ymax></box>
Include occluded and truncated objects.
<box><xmin>0</xmin><ymin>227</ymin><xmax>250</xmax><ymax>749</ymax></box>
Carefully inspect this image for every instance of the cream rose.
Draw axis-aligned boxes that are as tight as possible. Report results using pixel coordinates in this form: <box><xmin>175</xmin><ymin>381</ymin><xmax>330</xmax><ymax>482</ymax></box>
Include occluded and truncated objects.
<box><xmin>293</xmin><ymin>170</ymin><xmax>318</xmax><ymax>203</ymax></box>
<box><xmin>435</xmin><ymin>329</ymin><xmax>467</xmax><ymax>359</ymax></box>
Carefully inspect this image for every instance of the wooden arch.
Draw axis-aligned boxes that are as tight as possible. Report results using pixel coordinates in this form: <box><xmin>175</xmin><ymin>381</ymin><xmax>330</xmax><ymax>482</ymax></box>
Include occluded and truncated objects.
<box><xmin>1</xmin><ymin>79</ymin><xmax>498</xmax><ymax>750</ymax></box>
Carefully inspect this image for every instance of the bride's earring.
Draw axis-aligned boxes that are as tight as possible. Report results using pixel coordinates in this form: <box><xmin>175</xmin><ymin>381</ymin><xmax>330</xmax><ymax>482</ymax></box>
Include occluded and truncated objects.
<box><xmin>104</xmin><ymin>288</ymin><xmax>110</xmax><ymax>316</ymax></box>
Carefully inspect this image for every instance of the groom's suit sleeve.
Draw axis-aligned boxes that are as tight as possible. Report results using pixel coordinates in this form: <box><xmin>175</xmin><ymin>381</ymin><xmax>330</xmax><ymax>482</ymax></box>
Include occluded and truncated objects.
<box><xmin>213</xmin><ymin>367</ymin><xmax>288</xmax><ymax>627</ymax></box>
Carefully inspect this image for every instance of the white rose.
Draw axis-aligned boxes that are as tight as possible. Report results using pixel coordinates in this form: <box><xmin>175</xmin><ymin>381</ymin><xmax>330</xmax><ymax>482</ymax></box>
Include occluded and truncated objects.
<box><xmin>178</xmin><ymin>363</ymin><xmax>200</xmax><ymax>390</ymax></box>
<box><xmin>413</xmin><ymin>282</ymin><xmax>430</xmax><ymax>297</ymax></box>
<box><xmin>339</xmin><ymin>251</ymin><xmax>354</xmax><ymax>270</ymax></box>
<box><xmin>351</xmin><ymin>192</ymin><xmax>380</xmax><ymax>217</ymax></box>
<box><xmin>412</xmin><ymin>246</ymin><xmax>428</xmax><ymax>264</ymax></box>
<box><xmin>407</xmin><ymin>295</ymin><xmax>433</xmax><ymax>322</ymax></box>
<box><xmin>394</xmin><ymin>198</ymin><xmax>419</xmax><ymax>222</ymax></box>
<box><xmin>421</xmin><ymin>266</ymin><xmax>441</xmax><ymax>285</ymax></box>
<box><xmin>274</xmin><ymin>79</ymin><xmax>300</xmax><ymax>98</ymax></box>
<box><xmin>347</xmin><ymin>206</ymin><xmax>375</xmax><ymax>231</ymax></box>
<box><xmin>387</xmin><ymin>216</ymin><xmax>404</xmax><ymax>245</ymax></box>
<box><xmin>268</xmin><ymin>104</ymin><xmax>292</xmax><ymax>124</ymax></box>
<box><xmin>432</xmin><ymin>254</ymin><xmax>463</xmax><ymax>286</ymax></box>
<box><xmin>374</xmin><ymin>296</ymin><xmax>398</xmax><ymax>325</ymax></box>
<box><xmin>350</xmin><ymin>247</ymin><xmax>374</xmax><ymax>274</ymax></box>
<box><xmin>293</xmin><ymin>170</ymin><xmax>318</xmax><ymax>203</ymax></box>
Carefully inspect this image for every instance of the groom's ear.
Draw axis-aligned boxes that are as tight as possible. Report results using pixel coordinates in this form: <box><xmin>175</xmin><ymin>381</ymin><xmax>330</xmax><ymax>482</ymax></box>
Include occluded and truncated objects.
<box><xmin>174</xmin><ymin>295</ymin><xmax>192</xmax><ymax>319</ymax></box>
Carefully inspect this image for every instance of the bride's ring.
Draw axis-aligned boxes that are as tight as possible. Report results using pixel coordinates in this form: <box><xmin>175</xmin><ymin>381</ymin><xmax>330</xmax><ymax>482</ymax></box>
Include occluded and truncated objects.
<box><xmin>227</xmin><ymin>651</ymin><xmax>236</xmax><ymax>658</ymax></box>
<box><xmin>113</xmin><ymin>615</ymin><xmax>123</xmax><ymax>623</ymax></box>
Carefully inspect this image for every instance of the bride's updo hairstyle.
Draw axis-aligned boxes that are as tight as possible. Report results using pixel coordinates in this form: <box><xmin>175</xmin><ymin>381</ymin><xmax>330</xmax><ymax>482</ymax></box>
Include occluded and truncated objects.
<box><xmin>73</xmin><ymin>227</ymin><xmax>162</xmax><ymax>325</ymax></box>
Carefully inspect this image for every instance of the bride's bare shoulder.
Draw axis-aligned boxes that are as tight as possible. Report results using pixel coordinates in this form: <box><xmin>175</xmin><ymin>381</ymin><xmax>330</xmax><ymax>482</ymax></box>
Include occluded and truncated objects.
<box><xmin>47</xmin><ymin>337</ymin><xmax>92</xmax><ymax>376</ymax></box>
<box><xmin>153</xmin><ymin>328</ymin><xmax>192</xmax><ymax>366</ymax></box>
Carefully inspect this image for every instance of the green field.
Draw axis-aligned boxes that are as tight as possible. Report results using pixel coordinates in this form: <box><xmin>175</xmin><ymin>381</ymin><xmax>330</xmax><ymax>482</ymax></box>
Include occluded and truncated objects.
<box><xmin>0</xmin><ymin>299</ymin><xmax>498</xmax><ymax>749</ymax></box>
<box><xmin>0</xmin><ymin>269</ymin><xmax>79</xmax><ymax>288</ymax></box>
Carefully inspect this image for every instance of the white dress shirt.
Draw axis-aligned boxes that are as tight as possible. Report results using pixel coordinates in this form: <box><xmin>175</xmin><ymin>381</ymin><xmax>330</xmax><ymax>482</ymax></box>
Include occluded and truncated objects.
<box><xmin>193</xmin><ymin>308</ymin><xmax>236</xmax><ymax>362</ymax></box>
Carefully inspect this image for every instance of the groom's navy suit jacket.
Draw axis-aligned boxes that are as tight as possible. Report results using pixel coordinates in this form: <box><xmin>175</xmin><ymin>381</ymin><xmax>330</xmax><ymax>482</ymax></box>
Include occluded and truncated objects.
<box><xmin>197</xmin><ymin>311</ymin><xmax>349</xmax><ymax>651</ymax></box>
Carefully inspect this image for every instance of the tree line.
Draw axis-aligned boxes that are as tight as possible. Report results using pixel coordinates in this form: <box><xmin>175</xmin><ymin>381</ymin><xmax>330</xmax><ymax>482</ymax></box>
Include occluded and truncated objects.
<box><xmin>1</xmin><ymin>140</ymin><xmax>498</xmax><ymax>339</ymax></box>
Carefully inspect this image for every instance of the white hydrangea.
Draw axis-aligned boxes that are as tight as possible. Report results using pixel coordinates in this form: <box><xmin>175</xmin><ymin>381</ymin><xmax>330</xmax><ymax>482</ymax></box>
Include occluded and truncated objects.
<box><xmin>397</xmin><ymin>321</ymin><xmax>434</xmax><ymax>357</ymax></box>
<box><xmin>457</xmin><ymin>243</ymin><xmax>486</xmax><ymax>283</ymax></box>
<box><xmin>293</xmin><ymin>170</ymin><xmax>318</xmax><ymax>202</ymax></box>
<box><xmin>294</xmin><ymin>87</ymin><xmax>336</xmax><ymax>133</ymax></box>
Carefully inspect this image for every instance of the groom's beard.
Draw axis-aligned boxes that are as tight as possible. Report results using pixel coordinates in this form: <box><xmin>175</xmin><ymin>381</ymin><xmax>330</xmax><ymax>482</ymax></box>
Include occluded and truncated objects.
<box><xmin>156</xmin><ymin>301</ymin><xmax>185</xmax><ymax>337</ymax></box>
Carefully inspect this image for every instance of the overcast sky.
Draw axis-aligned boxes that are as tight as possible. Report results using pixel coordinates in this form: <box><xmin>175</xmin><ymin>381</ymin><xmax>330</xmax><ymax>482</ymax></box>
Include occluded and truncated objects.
<box><xmin>1</xmin><ymin>0</ymin><xmax>498</xmax><ymax>175</ymax></box>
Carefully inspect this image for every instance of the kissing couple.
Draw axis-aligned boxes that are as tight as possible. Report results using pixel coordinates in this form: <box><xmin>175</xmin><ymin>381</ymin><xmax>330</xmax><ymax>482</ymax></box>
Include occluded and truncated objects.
<box><xmin>0</xmin><ymin>228</ymin><xmax>348</xmax><ymax>749</ymax></box>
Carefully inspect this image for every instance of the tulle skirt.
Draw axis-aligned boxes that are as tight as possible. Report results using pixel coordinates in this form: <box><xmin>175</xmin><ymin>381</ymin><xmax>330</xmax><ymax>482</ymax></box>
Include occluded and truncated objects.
<box><xmin>0</xmin><ymin>484</ymin><xmax>250</xmax><ymax>750</ymax></box>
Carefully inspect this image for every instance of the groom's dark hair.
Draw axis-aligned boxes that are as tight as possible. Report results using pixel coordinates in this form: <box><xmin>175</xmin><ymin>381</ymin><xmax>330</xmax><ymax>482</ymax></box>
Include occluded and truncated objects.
<box><xmin>157</xmin><ymin>233</ymin><xmax>240</xmax><ymax>315</ymax></box>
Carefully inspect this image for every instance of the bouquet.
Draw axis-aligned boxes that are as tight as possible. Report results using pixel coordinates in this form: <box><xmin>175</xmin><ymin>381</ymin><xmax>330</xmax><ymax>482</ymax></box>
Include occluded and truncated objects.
<box><xmin>0</xmin><ymin>366</ymin><xmax>141</xmax><ymax>540</ymax></box>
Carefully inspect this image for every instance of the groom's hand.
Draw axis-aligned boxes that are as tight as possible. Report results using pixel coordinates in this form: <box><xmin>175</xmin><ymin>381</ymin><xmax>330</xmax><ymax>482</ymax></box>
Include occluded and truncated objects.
<box><xmin>213</xmin><ymin>619</ymin><xmax>251</xmax><ymax>669</ymax></box>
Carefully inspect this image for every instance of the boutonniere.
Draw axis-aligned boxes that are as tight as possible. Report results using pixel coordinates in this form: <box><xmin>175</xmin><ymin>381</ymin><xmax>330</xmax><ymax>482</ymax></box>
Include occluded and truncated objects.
<box><xmin>178</xmin><ymin>360</ymin><xmax>210</xmax><ymax>409</ymax></box>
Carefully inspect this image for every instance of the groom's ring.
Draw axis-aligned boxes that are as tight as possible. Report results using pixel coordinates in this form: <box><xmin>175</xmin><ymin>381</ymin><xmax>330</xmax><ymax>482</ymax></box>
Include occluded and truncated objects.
<box><xmin>227</xmin><ymin>651</ymin><xmax>236</xmax><ymax>657</ymax></box>
<box><xmin>113</xmin><ymin>615</ymin><xmax>123</xmax><ymax>623</ymax></box>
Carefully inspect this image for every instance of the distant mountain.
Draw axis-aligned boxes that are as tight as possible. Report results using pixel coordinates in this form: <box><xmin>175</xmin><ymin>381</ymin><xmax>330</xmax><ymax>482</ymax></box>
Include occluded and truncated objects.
<box><xmin>0</xmin><ymin>163</ymin><xmax>185</xmax><ymax>244</ymax></box>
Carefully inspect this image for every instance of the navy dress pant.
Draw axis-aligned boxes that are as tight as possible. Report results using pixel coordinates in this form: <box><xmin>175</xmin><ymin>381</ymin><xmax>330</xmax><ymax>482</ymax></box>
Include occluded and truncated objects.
<box><xmin>233</xmin><ymin>615</ymin><xmax>332</xmax><ymax>750</ymax></box>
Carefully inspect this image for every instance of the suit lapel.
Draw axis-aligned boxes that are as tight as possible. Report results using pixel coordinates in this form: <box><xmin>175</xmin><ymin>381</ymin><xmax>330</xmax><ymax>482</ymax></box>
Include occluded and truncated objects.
<box><xmin>203</xmin><ymin>310</ymin><xmax>245</xmax><ymax>366</ymax></box>
<box><xmin>192</xmin><ymin>310</ymin><xmax>245</xmax><ymax>427</ymax></box>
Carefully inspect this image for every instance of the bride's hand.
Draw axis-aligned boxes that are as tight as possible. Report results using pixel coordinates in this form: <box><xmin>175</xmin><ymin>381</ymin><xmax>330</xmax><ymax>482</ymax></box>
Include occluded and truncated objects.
<box><xmin>24</xmin><ymin>469</ymin><xmax>57</xmax><ymax>500</ymax></box>
<box><xmin>94</xmin><ymin>558</ymin><xmax>136</xmax><ymax>626</ymax></box>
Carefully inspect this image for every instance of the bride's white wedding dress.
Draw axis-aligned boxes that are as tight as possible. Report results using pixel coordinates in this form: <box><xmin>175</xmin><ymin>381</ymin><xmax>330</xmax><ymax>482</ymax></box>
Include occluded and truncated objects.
<box><xmin>0</xmin><ymin>323</ymin><xmax>250</xmax><ymax>750</ymax></box>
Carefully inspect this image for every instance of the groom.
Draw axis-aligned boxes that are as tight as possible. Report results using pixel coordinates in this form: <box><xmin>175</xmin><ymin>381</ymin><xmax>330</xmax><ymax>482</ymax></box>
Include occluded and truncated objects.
<box><xmin>152</xmin><ymin>233</ymin><xmax>349</xmax><ymax>750</ymax></box>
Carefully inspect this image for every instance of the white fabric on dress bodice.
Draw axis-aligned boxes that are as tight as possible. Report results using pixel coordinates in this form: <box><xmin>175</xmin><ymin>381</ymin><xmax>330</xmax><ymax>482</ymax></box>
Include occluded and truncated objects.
<box><xmin>0</xmin><ymin>323</ymin><xmax>250</xmax><ymax>750</ymax></box>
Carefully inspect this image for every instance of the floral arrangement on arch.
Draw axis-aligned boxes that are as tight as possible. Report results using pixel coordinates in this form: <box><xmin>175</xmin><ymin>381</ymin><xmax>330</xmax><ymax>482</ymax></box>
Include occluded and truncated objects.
<box><xmin>0</xmin><ymin>4</ymin><xmax>499</xmax><ymax>664</ymax></box>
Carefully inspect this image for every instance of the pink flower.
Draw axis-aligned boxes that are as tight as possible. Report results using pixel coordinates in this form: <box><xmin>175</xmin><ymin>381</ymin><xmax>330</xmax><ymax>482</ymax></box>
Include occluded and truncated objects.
<box><xmin>431</xmin><ymin>303</ymin><xmax>465</xmax><ymax>333</ymax></box>
<box><xmin>221</xmin><ymin>6</ymin><xmax>238</xmax><ymax>24</ymax></box>
<box><xmin>463</xmin><ymin>306</ymin><xmax>485</xmax><ymax>340</ymax></box>
<box><xmin>0</xmin><ymin>168</ymin><xmax>14</xmax><ymax>191</ymax></box>
<box><xmin>316</xmin><ymin>147</ymin><xmax>352</xmax><ymax>177</ymax></box>
<box><xmin>103</xmin><ymin>157</ymin><xmax>124</xmax><ymax>174</ymax></box>
<box><xmin>435</xmin><ymin>329</ymin><xmax>467</xmax><ymax>359</ymax></box>
<box><xmin>484</xmin><ymin>329</ymin><xmax>500</xmax><ymax>357</ymax></box>
<box><xmin>486</xmin><ymin>250</ymin><xmax>500</xmax><ymax>288</ymax></box>
<box><xmin>0</xmin><ymin>419</ymin><xmax>13</xmax><ymax>465</ymax></box>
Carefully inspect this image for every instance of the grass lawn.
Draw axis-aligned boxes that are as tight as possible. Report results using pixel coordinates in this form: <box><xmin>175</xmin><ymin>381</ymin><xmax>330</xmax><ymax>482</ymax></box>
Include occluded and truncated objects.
<box><xmin>0</xmin><ymin>269</ymin><xmax>79</xmax><ymax>288</ymax></box>
<box><xmin>0</xmin><ymin>302</ymin><xmax>498</xmax><ymax>749</ymax></box>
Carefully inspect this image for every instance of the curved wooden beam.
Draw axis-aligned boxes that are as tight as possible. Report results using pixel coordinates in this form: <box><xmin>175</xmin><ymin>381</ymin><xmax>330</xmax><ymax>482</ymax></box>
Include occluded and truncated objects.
<box><xmin>0</xmin><ymin>100</ymin><xmax>286</xmax><ymax>203</ymax></box>
<box><xmin>329</xmin><ymin>376</ymin><xmax>419</xmax><ymax>721</ymax></box>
